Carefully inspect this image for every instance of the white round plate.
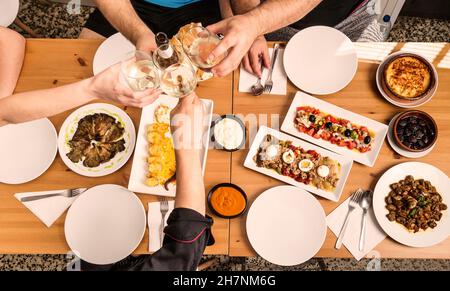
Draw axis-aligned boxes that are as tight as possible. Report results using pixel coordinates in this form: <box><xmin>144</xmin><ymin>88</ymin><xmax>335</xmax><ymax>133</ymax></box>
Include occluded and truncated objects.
<box><xmin>0</xmin><ymin>0</ymin><xmax>19</xmax><ymax>27</ymax></box>
<box><xmin>93</xmin><ymin>32</ymin><xmax>135</xmax><ymax>75</ymax></box>
<box><xmin>373</xmin><ymin>162</ymin><xmax>450</xmax><ymax>248</ymax></box>
<box><xmin>284</xmin><ymin>26</ymin><xmax>358</xmax><ymax>95</ymax></box>
<box><xmin>58</xmin><ymin>103</ymin><xmax>136</xmax><ymax>177</ymax></box>
<box><xmin>387</xmin><ymin>113</ymin><xmax>435</xmax><ymax>158</ymax></box>
<box><xmin>0</xmin><ymin>118</ymin><xmax>57</xmax><ymax>184</ymax></box>
<box><xmin>246</xmin><ymin>185</ymin><xmax>326</xmax><ymax>266</ymax></box>
<box><xmin>65</xmin><ymin>184</ymin><xmax>146</xmax><ymax>265</ymax></box>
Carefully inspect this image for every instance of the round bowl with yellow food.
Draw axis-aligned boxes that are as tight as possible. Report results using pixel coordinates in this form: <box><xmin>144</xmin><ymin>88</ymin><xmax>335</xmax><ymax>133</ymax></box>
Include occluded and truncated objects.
<box><xmin>207</xmin><ymin>183</ymin><xmax>248</xmax><ymax>219</ymax></box>
<box><xmin>376</xmin><ymin>52</ymin><xmax>438</xmax><ymax>108</ymax></box>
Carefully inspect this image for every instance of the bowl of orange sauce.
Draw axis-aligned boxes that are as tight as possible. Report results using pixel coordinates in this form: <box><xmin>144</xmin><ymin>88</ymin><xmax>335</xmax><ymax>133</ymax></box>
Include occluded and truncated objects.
<box><xmin>207</xmin><ymin>183</ymin><xmax>248</xmax><ymax>219</ymax></box>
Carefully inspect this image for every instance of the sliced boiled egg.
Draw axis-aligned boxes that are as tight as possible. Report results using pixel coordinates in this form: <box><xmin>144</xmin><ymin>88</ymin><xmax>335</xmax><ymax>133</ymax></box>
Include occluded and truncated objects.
<box><xmin>299</xmin><ymin>159</ymin><xmax>314</xmax><ymax>172</ymax></box>
<box><xmin>282</xmin><ymin>150</ymin><xmax>295</xmax><ymax>164</ymax></box>
<box><xmin>317</xmin><ymin>165</ymin><xmax>330</xmax><ymax>178</ymax></box>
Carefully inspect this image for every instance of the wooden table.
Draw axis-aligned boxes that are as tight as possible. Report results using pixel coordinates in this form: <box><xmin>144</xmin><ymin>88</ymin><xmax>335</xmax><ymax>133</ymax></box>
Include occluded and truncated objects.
<box><xmin>230</xmin><ymin>42</ymin><xmax>450</xmax><ymax>259</ymax></box>
<box><xmin>1</xmin><ymin>40</ymin><xmax>449</xmax><ymax>260</ymax></box>
<box><xmin>0</xmin><ymin>39</ymin><xmax>231</xmax><ymax>255</ymax></box>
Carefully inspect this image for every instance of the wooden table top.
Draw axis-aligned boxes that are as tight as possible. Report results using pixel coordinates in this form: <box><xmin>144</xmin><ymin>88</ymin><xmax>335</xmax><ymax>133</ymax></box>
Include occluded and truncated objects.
<box><xmin>230</xmin><ymin>42</ymin><xmax>450</xmax><ymax>259</ymax></box>
<box><xmin>0</xmin><ymin>39</ymin><xmax>231</xmax><ymax>255</ymax></box>
<box><xmin>0</xmin><ymin>39</ymin><xmax>449</xmax><ymax>260</ymax></box>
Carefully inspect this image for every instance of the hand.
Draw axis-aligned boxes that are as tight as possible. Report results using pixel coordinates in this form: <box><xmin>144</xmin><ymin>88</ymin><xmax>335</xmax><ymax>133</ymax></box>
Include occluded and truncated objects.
<box><xmin>242</xmin><ymin>36</ymin><xmax>270</xmax><ymax>77</ymax></box>
<box><xmin>206</xmin><ymin>15</ymin><xmax>259</xmax><ymax>77</ymax></box>
<box><xmin>89</xmin><ymin>62</ymin><xmax>161</xmax><ymax>108</ymax></box>
<box><xmin>170</xmin><ymin>93</ymin><xmax>205</xmax><ymax>151</ymax></box>
<box><xmin>135</xmin><ymin>31</ymin><xmax>157</xmax><ymax>53</ymax></box>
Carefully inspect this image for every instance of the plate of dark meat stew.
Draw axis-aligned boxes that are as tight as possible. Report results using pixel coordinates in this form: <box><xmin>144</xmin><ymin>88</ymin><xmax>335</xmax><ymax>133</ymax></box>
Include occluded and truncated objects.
<box><xmin>373</xmin><ymin>162</ymin><xmax>450</xmax><ymax>247</ymax></box>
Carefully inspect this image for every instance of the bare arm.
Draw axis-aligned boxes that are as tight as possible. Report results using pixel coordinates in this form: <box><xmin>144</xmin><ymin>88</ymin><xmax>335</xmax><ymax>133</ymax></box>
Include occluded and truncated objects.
<box><xmin>174</xmin><ymin>149</ymin><xmax>205</xmax><ymax>215</ymax></box>
<box><xmin>0</xmin><ymin>79</ymin><xmax>94</xmax><ymax>126</ymax></box>
<box><xmin>170</xmin><ymin>93</ymin><xmax>206</xmax><ymax>215</ymax></box>
<box><xmin>219</xmin><ymin>0</ymin><xmax>233</xmax><ymax>18</ymax></box>
<box><xmin>208</xmin><ymin>0</ymin><xmax>322</xmax><ymax>76</ymax></box>
<box><xmin>245</xmin><ymin>0</ymin><xmax>322</xmax><ymax>35</ymax></box>
<box><xmin>94</xmin><ymin>0</ymin><xmax>156</xmax><ymax>52</ymax></box>
<box><xmin>0</xmin><ymin>28</ymin><xmax>25</xmax><ymax>99</ymax></box>
<box><xmin>0</xmin><ymin>63</ymin><xmax>160</xmax><ymax>127</ymax></box>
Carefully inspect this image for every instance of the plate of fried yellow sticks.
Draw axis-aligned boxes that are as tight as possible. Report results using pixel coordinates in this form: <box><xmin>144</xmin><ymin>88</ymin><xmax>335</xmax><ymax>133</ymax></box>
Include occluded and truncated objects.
<box><xmin>128</xmin><ymin>95</ymin><xmax>213</xmax><ymax>197</ymax></box>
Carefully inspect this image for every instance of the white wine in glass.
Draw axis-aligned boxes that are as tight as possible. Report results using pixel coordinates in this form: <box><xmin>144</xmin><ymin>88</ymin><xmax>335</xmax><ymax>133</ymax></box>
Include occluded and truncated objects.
<box><xmin>121</xmin><ymin>51</ymin><xmax>159</xmax><ymax>91</ymax></box>
<box><xmin>160</xmin><ymin>63</ymin><xmax>197</xmax><ymax>98</ymax></box>
<box><xmin>182</xmin><ymin>26</ymin><xmax>226</xmax><ymax>71</ymax></box>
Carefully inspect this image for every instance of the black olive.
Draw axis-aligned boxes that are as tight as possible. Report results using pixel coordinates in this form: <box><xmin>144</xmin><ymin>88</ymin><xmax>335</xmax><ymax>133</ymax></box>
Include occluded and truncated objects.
<box><xmin>409</xmin><ymin>136</ymin><xmax>417</xmax><ymax>143</ymax></box>
<box><xmin>364</xmin><ymin>136</ymin><xmax>371</xmax><ymax>144</ymax></box>
<box><xmin>344</xmin><ymin>129</ymin><xmax>351</xmax><ymax>137</ymax></box>
<box><xmin>325</xmin><ymin>122</ymin><xmax>332</xmax><ymax>129</ymax></box>
<box><xmin>309</xmin><ymin>115</ymin><xmax>316</xmax><ymax>123</ymax></box>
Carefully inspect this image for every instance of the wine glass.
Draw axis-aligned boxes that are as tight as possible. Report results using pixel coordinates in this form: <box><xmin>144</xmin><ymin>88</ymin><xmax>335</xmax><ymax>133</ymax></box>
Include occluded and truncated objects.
<box><xmin>120</xmin><ymin>50</ymin><xmax>160</xmax><ymax>91</ymax></box>
<box><xmin>160</xmin><ymin>63</ymin><xmax>198</xmax><ymax>98</ymax></box>
<box><xmin>181</xmin><ymin>25</ymin><xmax>226</xmax><ymax>71</ymax></box>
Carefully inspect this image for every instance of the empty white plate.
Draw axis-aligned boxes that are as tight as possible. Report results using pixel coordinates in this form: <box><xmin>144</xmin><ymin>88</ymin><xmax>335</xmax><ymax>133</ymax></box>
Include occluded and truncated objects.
<box><xmin>246</xmin><ymin>185</ymin><xmax>327</xmax><ymax>266</ymax></box>
<box><xmin>65</xmin><ymin>184</ymin><xmax>146</xmax><ymax>265</ymax></box>
<box><xmin>0</xmin><ymin>118</ymin><xmax>57</xmax><ymax>184</ymax></box>
<box><xmin>373</xmin><ymin>162</ymin><xmax>450</xmax><ymax>248</ymax></box>
<box><xmin>93</xmin><ymin>32</ymin><xmax>135</xmax><ymax>75</ymax></box>
<box><xmin>0</xmin><ymin>0</ymin><xmax>19</xmax><ymax>27</ymax></box>
<box><xmin>284</xmin><ymin>26</ymin><xmax>358</xmax><ymax>95</ymax></box>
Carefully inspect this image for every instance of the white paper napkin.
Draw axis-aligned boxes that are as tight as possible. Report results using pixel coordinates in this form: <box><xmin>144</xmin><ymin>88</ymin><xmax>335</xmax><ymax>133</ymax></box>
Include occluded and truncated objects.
<box><xmin>148</xmin><ymin>201</ymin><xmax>175</xmax><ymax>252</ymax></box>
<box><xmin>14</xmin><ymin>190</ymin><xmax>83</xmax><ymax>227</ymax></box>
<box><xmin>239</xmin><ymin>48</ymin><xmax>287</xmax><ymax>95</ymax></box>
<box><xmin>327</xmin><ymin>195</ymin><xmax>387</xmax><ymax>260</ymax></box>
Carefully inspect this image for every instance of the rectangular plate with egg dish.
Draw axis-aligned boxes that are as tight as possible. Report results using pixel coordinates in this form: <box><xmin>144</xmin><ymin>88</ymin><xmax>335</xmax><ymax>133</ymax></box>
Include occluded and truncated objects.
<box><xmin>281</xmin><ymin>92</ymin><xmax>389</xmax><ymax>167</ymax></box>
<box><xmin>128</xmin><ymin>95</ymin><xmax>213</xmax><ymax>197</ymax></box>
<box><xmin>244</xmin><ymin>126</ymin><xmax>353</xmax><ymax>201</ymax></box>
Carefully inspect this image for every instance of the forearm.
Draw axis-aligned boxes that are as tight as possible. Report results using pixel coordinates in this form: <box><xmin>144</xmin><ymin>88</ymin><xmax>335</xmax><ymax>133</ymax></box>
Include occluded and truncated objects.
<box><xmin>94</xmin><ymin>0</ymin><xmax>154</xmax><ymax>46</ymax></box>
<box><xmin>245</xmin><ymin>0</ymin><xmax>322</xmax><ymax>35</ymax></box>
<box><xmin>174</xmin><ymin>150</ymin><xmax>205</xmax><ymax>216</ymax></box>
<box><xmin>219</xmin><ymin>0</ymin><xmax>233</xmax><ymax>18</ymax></box>
<box><xmin>0</xmin><ymin>78</ymin><xmax>95</xmax><ymax>126</ymax></box>
<box><xmin>0</xmin><ymin>28</ymin><xmax>26</xmax><ymax>99</ymax></box>
<box><xmin>231</xmin><ymin>0</ymin><xmax>260</xmax><ymax>14</ymax></box>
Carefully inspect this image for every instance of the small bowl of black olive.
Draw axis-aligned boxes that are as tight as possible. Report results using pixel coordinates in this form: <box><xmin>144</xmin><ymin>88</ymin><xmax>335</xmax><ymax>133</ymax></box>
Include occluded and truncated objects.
<box><xmin>393</xmin><ymin>110</ymin><xmax>438</xmax><ymax>152</ymax></box>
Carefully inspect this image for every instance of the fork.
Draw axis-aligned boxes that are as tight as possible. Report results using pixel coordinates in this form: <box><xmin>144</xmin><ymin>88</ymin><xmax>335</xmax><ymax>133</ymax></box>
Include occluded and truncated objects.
<box><xmin>263</xmin><ymin>43</ymin><xmax>281</xmax><ymax>94</ymax></box>
<box><xmin>20</xmin><ymin>188</ymin><xmax>86</xmax><ymax>203</ymax></box>
<box><xmin>160</xmin><ymin>199</ymin><xmax>169</xmax><ymax>247</ymax></box>
<box><xmin>335</xmin><ymin>189</ymin><xmax>364</xmax><ymax>250</ymax></box>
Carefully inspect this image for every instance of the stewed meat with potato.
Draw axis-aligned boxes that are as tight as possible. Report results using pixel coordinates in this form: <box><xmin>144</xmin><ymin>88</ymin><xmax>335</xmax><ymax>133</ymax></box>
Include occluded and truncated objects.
<box><xmin>385</xmin><ymin>175</ymin><xmax>447</xmax><ymax>232</ymax></box>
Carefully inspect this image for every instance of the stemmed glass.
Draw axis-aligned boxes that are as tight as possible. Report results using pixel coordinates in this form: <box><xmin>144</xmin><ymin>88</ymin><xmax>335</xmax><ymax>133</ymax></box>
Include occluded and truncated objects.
<box><xmin>120</xmin><ymin>50</ymin><xmax>160</xmax><ymax>91</ymax></box>
<box><xmin>181</xmin><ymin>25</ymin><xmax>226</xmax><ymax>72</ymax></box>
<box><xmin>160</xmin><ymin>63</ymin><xmax>198</xmax><ymax>98</ymax></box>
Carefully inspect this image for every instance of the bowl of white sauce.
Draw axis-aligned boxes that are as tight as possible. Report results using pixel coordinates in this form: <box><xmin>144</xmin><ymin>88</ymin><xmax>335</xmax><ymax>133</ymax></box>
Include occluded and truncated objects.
<box><xmin>211</xmin><ymin>115</ymin><xmax>246</xmax><ymax>152</ymax></box>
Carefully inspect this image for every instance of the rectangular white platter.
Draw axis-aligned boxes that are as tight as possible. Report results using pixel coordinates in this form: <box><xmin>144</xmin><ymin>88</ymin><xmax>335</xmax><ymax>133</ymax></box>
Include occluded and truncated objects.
<box><xmin>244</xmin><ymin>126</ymin><xmax>353</xmax><ymax>202</ymax></box>
<box><xmin>281</xmin><ymin>92</ymin><xmax>389</xmax><ymax>167</ymax></box>
<box><xmin>128</xmin><ymin>95</ymin><xmax>213</xmax><ymax>197</ymax></box>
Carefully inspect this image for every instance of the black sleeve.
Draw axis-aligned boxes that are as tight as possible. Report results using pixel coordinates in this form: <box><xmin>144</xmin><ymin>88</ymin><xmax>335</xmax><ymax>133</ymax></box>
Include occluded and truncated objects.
<box><xmin>114</xmin><ymin>208</ymin><xmax>214</xmax><ymax>271</ymax></box>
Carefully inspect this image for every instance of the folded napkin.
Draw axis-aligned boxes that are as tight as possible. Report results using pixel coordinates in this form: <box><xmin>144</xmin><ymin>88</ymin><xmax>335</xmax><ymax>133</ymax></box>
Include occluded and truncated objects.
<box><xmin>327</xmin><ymin>195</ymin><xmax>387</xmax><ymax>260</ymax></box>
<box><xmin>238</xmin><ymin>48</ymin><xmax>287</xmax><ymax>95</ymax></box>
<box><xmin>15</xmin><ymin>189</ymin><xmax>83</xmax><ymax>227</ymax></box>
<box><xmin>148</xmin><ymin>201</ymin><xmax>175</xmax><ymax>252</ymax></box>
